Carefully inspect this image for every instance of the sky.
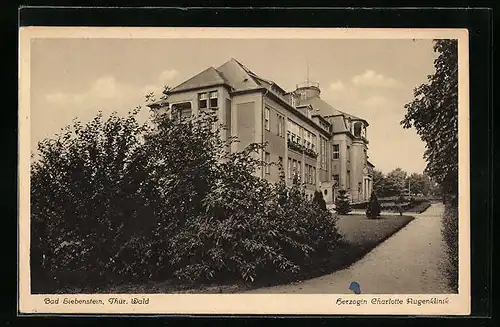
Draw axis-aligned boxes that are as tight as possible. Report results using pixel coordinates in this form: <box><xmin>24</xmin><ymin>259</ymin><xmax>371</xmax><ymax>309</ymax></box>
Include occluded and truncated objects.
<box><xmin>30</xmin><ymin>37</ymin><xmax>437</xmax><ymax>174</ymax></box>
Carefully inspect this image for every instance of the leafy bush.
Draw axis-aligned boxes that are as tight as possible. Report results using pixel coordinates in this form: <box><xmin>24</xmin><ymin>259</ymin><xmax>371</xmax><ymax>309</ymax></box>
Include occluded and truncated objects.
<box><xmin>441</xmin><ymin>197</ymin><xmax>458</xmax><ymax>292</ymax></box>
<box><xmin>30</xmin><ymin>108</ymin><xmax>165</xmax><ymax>290</ymax></box>
<box><xmin>31</xmin><ymin>108</ymin><xmax>342</xmax><ymax>292</ymax></box>
<box><xmin>335</xmin><ymin>189</ymin><xmax>352</xmax><ymax>215</ymax></box>
<box><xmin>366</xmin><ymin>191</ymin><xmax>381</xmax><ymax>219</ymax></box>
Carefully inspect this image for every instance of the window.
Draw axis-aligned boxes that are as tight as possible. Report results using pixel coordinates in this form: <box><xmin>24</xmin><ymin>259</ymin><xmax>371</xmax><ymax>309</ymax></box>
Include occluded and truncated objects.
<box><xmin>353</xmin><ymin>122</ymin><xmax>363</xmax><ymax>137</ymax></box>
<box><xmin>209</xmin><ymin>91</ymin><xmax>218</xmax><ymax>108</ymax></box>
<box><xmin>311</xmin><ymin>134</ymin><xmax>317</xmax><ymax>151</ymax></box>
<box><xmin>298</xmin><ymin>161</ymin><xmax>302</xmax><ymax>177</ymax></box>
<box><xmin>305</xmin><ymin>164</ymin><xmax>315</xmax><ymax>184</ymax></box>
<box><xmin>333</xmin><ymin>144</ymin><xmax>340</xmax><ymax>159</ymax></box>
<box><xmin>171</xmin><ymin>102</ymin><xmax>192</xmax><ymax>121</ymax></box>
<box><xmin>346</xmin><ymin>171</ymin><xmax>351</xmax><ymax>189</ymax></box>
<box><xmin>288</xmin><ymin>158</ymin><xmax>292</xmax><ymax>179</ymax></box>
<box><xmin>319</xmin><ymin>137</ymin><xmax>327</xmax><ymax>170</ymax></box>
<box><xmin>265</xmin><ymin>107</ymin><xmax>270</xmax><ymax>131</ymax></box>
<box><xmin>264</xmin><ymin>152</ymin><xmax>271</xmax><ymax>174</ymax></box>
<box><xmin>277</xmin><ymin>114</ymin><xmax>285</xmax><ymax>137</ymax></box>
<box><xmin>198</xmin><ymin>93</ymin><xmax>207</xmax><ymax>110</ymax></box>
<box><xmin>347</xmin><ymin>146</ymin><xmax>351</xmax><ymax>162</ymax></box>
<box><xmin>304</xmin><ymin>130</ymin><xmax>314</xmax><ymax>150</ymax></box>
<box><xmin>287</xmin><ymin>119</ymin><xmax>303</xmax><ymax>145</ymax></box>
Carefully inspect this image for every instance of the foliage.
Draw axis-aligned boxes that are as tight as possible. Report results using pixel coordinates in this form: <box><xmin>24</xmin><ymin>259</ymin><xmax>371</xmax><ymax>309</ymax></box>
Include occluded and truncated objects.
<box><xmin>401</xmin><ymin>39</ymin><xmax>458</xmax><ymax>195</ymax></box>
<box><xmin>407</xmin><ymin>172</ymin><xmax>432</xmax><ymax>196</ymax></box>
<box><xmin>31</xmin><ymin>108</ymin><xmax>342</xmax><ymax>292</ymax></box>
<box><xmin>386</xmin><ymin>168</ymin><xmax>408</xmax><ymax>197</ymax></box>
<box><xmin>335</xmin><ymin>189</ymin><xmax>352</xmax><ymax>215</ymax></box>
<box><xmin>372</xmin><ymin>169</ymin><xmax>391</xmax><ymax>197</ymax></box>
<box><xmin>30</xmin><ymin>108</ymin><xmax>159</xmax><ymax>290</ymax></box>
<box><xmin>365</xmin><ymin>191</ymin><xmax>382</xmax><ymax>219</ymax></box>
<box><xmin>441</xmin><ymin>198</ymin><xmax>458</xmax><ymax>292</ymax></box>
<box><xmin>312</xmin><ymin>190</ymin><xmax>327</xmax><ymax>211</ymax></box>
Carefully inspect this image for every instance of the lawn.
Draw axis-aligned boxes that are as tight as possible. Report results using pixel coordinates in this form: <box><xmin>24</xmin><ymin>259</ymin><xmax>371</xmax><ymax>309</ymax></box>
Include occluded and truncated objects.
<box><xmin>336</xmin><ymin>214</ymin><xmax>415</xmax><ymax>249</ymax></box>
<box><xmin>60</xmin><ymin>214</ymin><xmax>415</xmax><ymax>294</ymax></box>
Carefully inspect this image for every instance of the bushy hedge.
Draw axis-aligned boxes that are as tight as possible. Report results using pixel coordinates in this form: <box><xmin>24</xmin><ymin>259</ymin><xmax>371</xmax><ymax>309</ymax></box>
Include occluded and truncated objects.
<box><xmin>441</xmin><ymin>197</ymin><xmax>458</xmax><ymax>292</ymax></box>
<box><xmin>30</xmin><ymin>109</ymin><xmax>341</xmax><ymax>292</ymax></box>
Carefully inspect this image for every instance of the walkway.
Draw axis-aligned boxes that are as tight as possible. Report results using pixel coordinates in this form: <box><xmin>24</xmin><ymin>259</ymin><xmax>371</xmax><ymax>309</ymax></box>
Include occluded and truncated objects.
<box><xmin>246</xmin><ymin>203</ymin><xmax>453</xmax><ymax>294</ymax></box>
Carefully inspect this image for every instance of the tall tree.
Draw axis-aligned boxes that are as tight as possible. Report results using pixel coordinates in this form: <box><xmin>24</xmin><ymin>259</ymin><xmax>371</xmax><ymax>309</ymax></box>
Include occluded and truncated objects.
<box><xmin>407</xmin><ymin>172</ymin><xmax>432</xmax><ymax>196</ymax></box>
<box><xmin>372</xmin><ymin>169</ymin><xmax>390</xmax><ymax>197</ymax></box>
<box><xmin>386</xmin><ymin>168</ymin><xmax>408</xmax><ymax>196</ymax></box>
<box><xmin>401</xmin><ymin>39</ymin><xmax>458</xmax><ymax>195</ymax></box>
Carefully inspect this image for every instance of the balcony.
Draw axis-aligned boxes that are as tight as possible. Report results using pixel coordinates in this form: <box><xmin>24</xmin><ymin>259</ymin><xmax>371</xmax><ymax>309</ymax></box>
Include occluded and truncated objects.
<box><xmin>287</xmin><ymin>140</ymin><xmax>318</xmax><ymax>159</ymax></box>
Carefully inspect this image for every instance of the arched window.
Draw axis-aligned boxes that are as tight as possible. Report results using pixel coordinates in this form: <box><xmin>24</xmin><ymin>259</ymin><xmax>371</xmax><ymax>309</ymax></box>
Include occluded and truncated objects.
<box><xmin>353</xmin><ymin>122</ymin><xmax>363</xmax><ymax>137</ymax></box>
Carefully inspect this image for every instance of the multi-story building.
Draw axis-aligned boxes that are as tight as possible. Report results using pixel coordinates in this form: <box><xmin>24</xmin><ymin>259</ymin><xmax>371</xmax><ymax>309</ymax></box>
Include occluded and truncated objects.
<box><xmin>148</xmin><ymin>58</ymin><xmax>374</xmax><ymax>203</ymax></box>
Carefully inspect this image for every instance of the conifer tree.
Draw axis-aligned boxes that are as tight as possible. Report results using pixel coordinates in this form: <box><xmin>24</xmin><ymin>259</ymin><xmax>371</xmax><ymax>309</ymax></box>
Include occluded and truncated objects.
<box><xmin>366</xmin><ymin>191</ymin><xmax>381</xmax><ymax>219</ymax></box>
<box><xmin>335</xmin><ymin>189</ymin><xmax>351</xmax><ymax>215</ymax></box>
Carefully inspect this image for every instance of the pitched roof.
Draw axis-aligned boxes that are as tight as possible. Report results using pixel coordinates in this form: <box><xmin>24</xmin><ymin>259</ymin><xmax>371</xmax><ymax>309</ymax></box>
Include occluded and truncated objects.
<box><xmin>299</xmin><ymin>97</ymin><xmax>342</xmax><ymax>117</ymax></box>
<box><xmin>215</xmin><ymin>58</ymin><xmax>261</xmax><ymax>92</ymax></box>
<box><xmin>336</xmin><ymin>110</ymin><xmax>367</xmax><ymax>124</ymax></box>
<box><xmin>218</xmin><ymin>58</ymin><xmax>289</xmax><ymax>94</ymax></box>
<box><xmin>168</xmin><ymin>66</ymin><xmax>231</xmax><ymax>93</ymax></box>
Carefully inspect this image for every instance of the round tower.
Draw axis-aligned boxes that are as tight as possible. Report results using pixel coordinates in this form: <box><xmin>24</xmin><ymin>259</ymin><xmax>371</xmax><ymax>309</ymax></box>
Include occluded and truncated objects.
<box><xmin>348</xmin><ymin>120</ymin><xmax>369</xmax><ymax>202</ymax></box>
<box><xmin>295</xmin><ymin>81</ymin><xmax>321</xmax><ymax>101</ymax></box>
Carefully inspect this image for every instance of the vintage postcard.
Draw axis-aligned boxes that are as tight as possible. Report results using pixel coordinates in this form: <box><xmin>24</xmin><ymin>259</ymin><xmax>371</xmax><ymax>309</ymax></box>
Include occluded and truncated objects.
<box><xmin>18</xmin><ymin>27</ymin><xmax>470</xmax><ymax>315</ymax></box>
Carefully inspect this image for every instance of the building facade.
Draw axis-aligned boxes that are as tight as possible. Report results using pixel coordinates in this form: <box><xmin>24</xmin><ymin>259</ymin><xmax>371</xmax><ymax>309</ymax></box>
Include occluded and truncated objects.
<box><xmin>148</xmin><ymin>58</ymin><xmax>374</xmax><ymax>203</ymax></box>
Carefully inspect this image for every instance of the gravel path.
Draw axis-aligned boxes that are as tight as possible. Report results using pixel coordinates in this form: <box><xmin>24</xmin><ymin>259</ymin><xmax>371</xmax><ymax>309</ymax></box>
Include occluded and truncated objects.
<box><xmin>246</xmin><ymin>203</ymin><xmax>453</xmax><ymax>294</ymax></box>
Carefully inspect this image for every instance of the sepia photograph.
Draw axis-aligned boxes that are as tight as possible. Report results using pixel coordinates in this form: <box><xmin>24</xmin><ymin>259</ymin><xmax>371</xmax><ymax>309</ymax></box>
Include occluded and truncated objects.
<box><xmin>18</xmin><ymin>27</ymin><xmax>470</xmax><ymax>315</ymax></box>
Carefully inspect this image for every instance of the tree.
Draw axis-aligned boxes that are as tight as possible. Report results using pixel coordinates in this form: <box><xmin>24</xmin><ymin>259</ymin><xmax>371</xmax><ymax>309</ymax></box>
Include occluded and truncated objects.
<box><xmin>366</xmin><ymin>191</ymin><xmax>382</xmax><ymax>219</ymax></box>
<box><xmin>401</xmin><ymin>39</ymin><xmax>458</xmax><ymax>196</ymax></box>
<box><xmin>385</xmin><ymin>168</ymin><xmax>408</xmax><ymax>196</ymax></box>
<box><xmin>335</xmin><ymin>189</ymin><xmax>352</xmax><ymax>215</ymax></box>
<box><xmin>313</xmin><ymin>190</ymin><xmax>327</xmax><ymax>211</ymax></box>
<box><xmin>407</xmin><ymin>172</ymin><xmax>432</xmax><ymax>196</ymax></box>
<box><xmin>372</xmin><ymin>169</ymin><xmax>390</xmax><ymax>197</ymax></box>
<box><xmin>31</xmin><ymin>106</ymin><xmax>343</xmax><ymax>291</ymax></box>
<box><xmin>30</xmin><ymin>108</ymin><xmax>156</xmax><ymax>290</ymax></box>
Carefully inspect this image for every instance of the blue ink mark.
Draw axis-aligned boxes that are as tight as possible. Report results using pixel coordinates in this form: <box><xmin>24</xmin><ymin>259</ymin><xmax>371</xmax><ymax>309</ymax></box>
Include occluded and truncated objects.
<box><xmin>349</xmin><ymin>281</ymin><xmax>361</xmax><ymax>294</ymax></box>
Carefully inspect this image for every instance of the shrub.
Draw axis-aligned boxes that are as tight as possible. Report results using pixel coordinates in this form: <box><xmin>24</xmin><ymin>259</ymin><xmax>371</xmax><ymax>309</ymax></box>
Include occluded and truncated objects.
<box><xmin>441</xmin><ymin>197</ymin><xmax>458</xmax><ymax>292</ymax></box>
<box><xmin>335</xmin><ymin>189</ymin><xmax>352</xmax><ymax>215</ymax></box>
<box><xmin>313</xmin><ymin>190</ymin><xmax>327</xmax><ymax>211</ymax></box>
<box><xmin>366</xmin><ymin>191</ymin><xmax>382</xmax><ymax>219</ymax></box>
<box><xmin>30</xmin><ymin>108</ymin><xmax>164</xmax><ymax>291</ymax></box>
<box><xmin>31</xmin><ymin>108</ymin><xmax>342</xmax><ymax>291</ymax></box>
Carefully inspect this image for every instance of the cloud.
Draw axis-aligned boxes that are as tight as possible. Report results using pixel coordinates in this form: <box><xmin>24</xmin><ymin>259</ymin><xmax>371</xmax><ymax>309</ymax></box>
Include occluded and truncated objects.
<box><xmin>45</xmin><ymin>75</ymin><xmax>133</xmax><ymax>106</ymax></box>
<box><xmin>329</xmin><ymin>80</ymin><xmax>346</xmax><ymax>92</ymax></box>
<box><xmin>360</xmin><ymin>95</ymin><xmax>394</xmax><ymax>109</ymax></box>
<box><xmin>352</xmin><ymin>69</ymin><xmax>403</xmax><ymax>88</ymax></box>
<box><xmin>44</xmin><ymin>68</ymin><xmax>180</xmax><ymax>108</ymax></box>
<box><xmin>158</xmin><ymin>69</ymin><xmax>179</xmax><ymax>85</ymax></box>
<box><xmin>45</xmin><ymin>92</ymin><xmax>85</xmax><ymax>105</ymax></box>
<box><xmin>89</xmin><ymin>75</ymin><xmax>123</xmax><ymax>99</ymax></box>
